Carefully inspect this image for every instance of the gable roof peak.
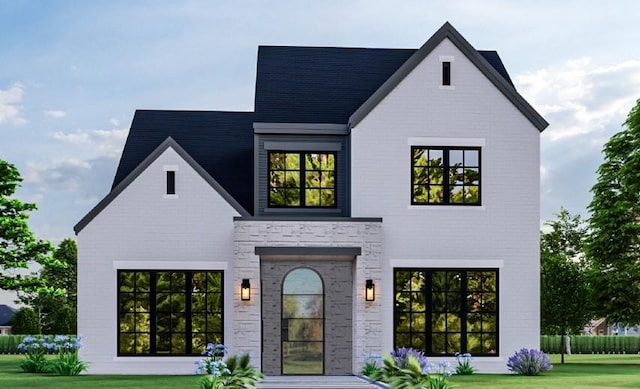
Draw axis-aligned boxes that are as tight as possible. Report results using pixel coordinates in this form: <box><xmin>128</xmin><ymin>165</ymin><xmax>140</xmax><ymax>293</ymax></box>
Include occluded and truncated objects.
<box><xmin>349</xmin><ymin>22</ymin><xmax>548</xmax><ymax>131</ymax></box>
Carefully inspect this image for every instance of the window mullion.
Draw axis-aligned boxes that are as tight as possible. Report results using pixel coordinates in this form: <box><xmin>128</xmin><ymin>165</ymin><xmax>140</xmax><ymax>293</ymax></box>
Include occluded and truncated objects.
<box><xmin>186</xmin><ymin>272</ymin><xmax>193</xmax><ymax>355</ymax></box>
<box><xmin>443</xmin><ymin>148</ymin><xmax>450</xmax><ymax>204</ymax></box>
<box><xmin>461</xmin><ymin>270</ymin><xmax>468</xmax><ymax>353</ymax></box>
<box><xmin>426</xmin><ymin>270</ymin><xmax>433</xmax><ymax>355</ymax></box>
<box><xmin>299</xmin><ymin>152</ymin><xmax>305</xmax><ymax>207</ymax></box>
<box><xmin>150</xmin><ymin>272</ymin><xmax>157</xmax><ymax>355</ymax></box>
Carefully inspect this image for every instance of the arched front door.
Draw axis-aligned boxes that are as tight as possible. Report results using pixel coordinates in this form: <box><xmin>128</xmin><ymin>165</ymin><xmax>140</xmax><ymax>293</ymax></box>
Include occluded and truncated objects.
<box><xmin>281</xmin><ymin>268</ymin><xmax>324</xmax><ymax>374</ymax></box>
<box><xmin>260</xmin><ymin>259</ymin><xmax>353</xmax><ymax>375</ymax></box>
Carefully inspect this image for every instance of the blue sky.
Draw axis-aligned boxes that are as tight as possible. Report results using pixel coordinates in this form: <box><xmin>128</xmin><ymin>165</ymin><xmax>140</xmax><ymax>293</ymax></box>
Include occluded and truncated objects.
<box><xmin>2</xmin><ymin>0</ymin><xmax>640</xmax><ymax>248</ymax></box>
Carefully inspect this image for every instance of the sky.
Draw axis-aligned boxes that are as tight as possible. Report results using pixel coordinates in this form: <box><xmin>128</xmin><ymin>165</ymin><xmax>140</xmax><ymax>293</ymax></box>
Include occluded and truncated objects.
<box><xmin>1</xmin><ymin>1</ymin><xmax>640</xmax><ymax>249</ymax></box>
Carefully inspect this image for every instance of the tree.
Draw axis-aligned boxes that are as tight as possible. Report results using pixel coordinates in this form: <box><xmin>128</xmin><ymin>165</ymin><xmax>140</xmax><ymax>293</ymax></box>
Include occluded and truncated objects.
<box><xmin>10</xmin><ymin>306</ymin><xmax>40</xmax><ymax>334</ymax></box>
<box><xmin>540</xmin><ymin>209</ymin><xmax>592</xmax><ymax>363</ymax></box>
<box><xmin>38</xmin><ymin>239</ymin><xmax>77</xmax><ymax>334</ymax></box>
<box><xmin>0</xmin><ymin>159</ymin><xmax>59</xmax><ymax>295</ymax></box>
<box><xmin>587</xmin><ymin>99</ymin><xmax>640</xmax><ymax>326</ymax></box>
<box><xmin>541</xmin><ymin>209</ymin><xmax>591</xmax><ymax>335</ymax></box>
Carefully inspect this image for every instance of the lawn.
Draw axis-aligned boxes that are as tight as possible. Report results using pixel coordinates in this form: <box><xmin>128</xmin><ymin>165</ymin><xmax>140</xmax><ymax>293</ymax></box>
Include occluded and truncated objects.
<box><xmin>449</xmin><ymin>354</ymin><xmax>640</xmax><ymax>389</ymax></box>
<box><xmin>0</xmin><ymin>353</ymin><xmax>639</xmax><ymax>388</ymax></box>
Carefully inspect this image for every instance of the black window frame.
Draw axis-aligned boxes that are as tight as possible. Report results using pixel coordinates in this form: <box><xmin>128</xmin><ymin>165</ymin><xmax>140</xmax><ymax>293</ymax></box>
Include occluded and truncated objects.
<box><xmin>442</xmin><ymin>61</ymin><xmax>451</xmax><ymax>86</ymax></box>
<box><xmin>166</xmin><ymin>171</ymin><xmax>176</xmax><ymax>195</ymax></box>
<box><xmin>411</xmin><ymin>146</ymin><xmax>481</xmax><ymax>206</ymax></box>
<box><xmin>393</xmin><ymin>268</ymin><xmax>499</xmax><ymax>356</ymax></box>
<box><xmin>117</xmin><ymin>270</ymin><xmax>224</xmax><ymax>356</ymax></box>
<box><xmin>268</xmin><ymin>151</ymin><xmax>337</xmax><ymax>208</ymax></box>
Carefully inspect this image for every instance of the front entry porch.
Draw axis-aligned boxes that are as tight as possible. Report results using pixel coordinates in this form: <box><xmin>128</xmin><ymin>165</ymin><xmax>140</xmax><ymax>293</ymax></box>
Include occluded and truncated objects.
<box><xmin>259</xmin><ymin>375</ymin><xmax>383</xmax><ymax>388</ymax></box>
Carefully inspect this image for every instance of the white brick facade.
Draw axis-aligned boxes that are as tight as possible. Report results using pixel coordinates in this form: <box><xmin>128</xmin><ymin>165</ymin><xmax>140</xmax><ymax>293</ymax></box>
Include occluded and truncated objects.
<box><xmin>77</xmin><ymin>27</ymin><xmax>543</xmax><ymax>376</ymax></box>
<box><xmin>351</xmin><ymin>38</ymin><xmax>540</xmax><ymax>372</ymax></box>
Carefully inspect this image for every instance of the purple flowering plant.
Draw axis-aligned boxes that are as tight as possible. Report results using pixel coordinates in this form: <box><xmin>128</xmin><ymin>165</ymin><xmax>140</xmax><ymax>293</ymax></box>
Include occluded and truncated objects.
<box><xmin>391</xmin><ymin>346</ymin><xmax>430</xmax><ymax>374</ymax></box>
<box><xmin>507</xmin><ymin>348</ymin><xmax>553</xmax><ymax>376</ymax></box>
<box><xmin>374</xmin><ymin>347</ymin><xmax>454</xmax><ymax>389</ymax></box>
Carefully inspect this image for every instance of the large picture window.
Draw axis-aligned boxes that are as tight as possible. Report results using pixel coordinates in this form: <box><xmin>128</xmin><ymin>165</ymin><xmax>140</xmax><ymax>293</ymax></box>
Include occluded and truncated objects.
<box><xmin>118</xmin><ymin>270</ymin><xmax>223</xmax><ymax>356</ymax></box>
<box><xmin>269</xmin><ymin>152</ymin><xmax>336</xmax><ymax>207</ymax></box>
<box><xmin>394</xmin><ymin>269</ymin><xmax>498</xmax><ymax>356</ymax></box>
<box><xmin>411</xmin><ymin>147</ymin><xmax>480</xmax><ymax>205</ymax></box>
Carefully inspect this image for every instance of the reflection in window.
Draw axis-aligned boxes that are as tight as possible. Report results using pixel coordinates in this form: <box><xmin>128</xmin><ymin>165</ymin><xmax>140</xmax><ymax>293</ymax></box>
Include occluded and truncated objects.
<box><xmin>394</xmin><ymin>269</ymin><xmax>498</xmax><ymax>356</ymax></box>
<box><xmin>411</xmin><ymin>147</ymin><xmax>480</xmax><ymax>205</ymax></box>
<box><xmin>118</xmin><ymin>270</ymin><xmax>223</xmax><ymax>356</ymax></box>
<box><xmin>282</xmin><ymin>268</ymin><xmax>324</xmax><ymax>374</ymax></box>
<box><xmin>269</xmin><ymin>152</ymin><xmax>336</xmax><ymax>207</ymax></box>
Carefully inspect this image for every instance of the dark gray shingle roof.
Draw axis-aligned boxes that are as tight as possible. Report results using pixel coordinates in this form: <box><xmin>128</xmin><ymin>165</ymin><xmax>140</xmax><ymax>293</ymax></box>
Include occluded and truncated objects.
<box><xmin>112</xmin><ymin>110</ymin><xmax>254</xmax><ymax>214</ymax></box>
<box><xmin>254</xmin><ymin>46</ymin><xmax>515</xmax><ymax>124</ymax></box>
<box><xmin>0</xmin><ymin>304</ymin><xmax>16</xmax><ymax>326</ymax></box>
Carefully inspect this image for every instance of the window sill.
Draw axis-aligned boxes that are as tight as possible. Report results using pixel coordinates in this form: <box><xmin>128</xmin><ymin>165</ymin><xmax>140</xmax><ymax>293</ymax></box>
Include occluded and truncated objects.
<box><xmin>408</xmin><ymin>205</ymin><xmax>485</xmax><ymax>210</ymax></box>
<box><xmin>439</xmin><ymin>85</ymin><xmax>455</xmax><ymax>90</ymax></box>
<box><xmin>113</xmin><ymin>356</ymin><xmax>199</xmax><ymax>361</ymax></box>
<box><xmin>264</xmin><ymin>208</ymin><xmax>342</xmax><ymax>214</ymax></box>
<box><xmin>163</xmin><ymin>194</ymin><xmax>179</xmax><ymax>199</ymax></box>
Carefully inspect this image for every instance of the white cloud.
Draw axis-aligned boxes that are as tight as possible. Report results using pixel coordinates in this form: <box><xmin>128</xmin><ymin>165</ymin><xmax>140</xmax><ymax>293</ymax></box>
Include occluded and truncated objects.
<box><xmin>24</xmin><ymin>126</ymin><xmax>128</xmax><ymax>199</ymax></box>
<box><xmin>518</xmin><ymin>58</ymin><xmax>640</xmax><ymax>224</ymax></box>
<box><xmin>53</xmin><ymin>127</ymin><xmax>128</xmax><ymax>158</ymax></box>
<box><xmin>0</xmin><ymin>83</ymin><xmax>27</xmax><ymax>126</ymax></box>
<box><xmin>516</xmin><ymin>58</ymin><xmax>640</xmax><ymax>142</ymax></box>
<box><xmin>44</xmin><ymin>110</ymin><xmax>67</xmax><ymax>118</ymax></box>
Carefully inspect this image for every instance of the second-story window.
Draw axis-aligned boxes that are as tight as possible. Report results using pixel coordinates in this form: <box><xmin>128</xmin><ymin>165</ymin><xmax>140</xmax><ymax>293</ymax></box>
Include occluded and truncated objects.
<box><xmin>268</xmin><ymin>152</ymin><xmax>336</xmax><ymax>207</ymax></box>
<box><xmin>411</xmin><ymin>146</ymin><xmax>480</xmax><ymax>205</ymax></box>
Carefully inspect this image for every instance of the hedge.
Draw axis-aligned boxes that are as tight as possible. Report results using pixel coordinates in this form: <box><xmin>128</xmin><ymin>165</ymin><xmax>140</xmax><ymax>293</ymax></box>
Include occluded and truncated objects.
<box><xmin>0</xmin><ymin>335</ymin><xmax>29</xmax><ymax>354</ymax></box>
<box><xmin>541</xmin><ymin>335</ymin><xmax>640</xmax><ymax>354</ymax></box>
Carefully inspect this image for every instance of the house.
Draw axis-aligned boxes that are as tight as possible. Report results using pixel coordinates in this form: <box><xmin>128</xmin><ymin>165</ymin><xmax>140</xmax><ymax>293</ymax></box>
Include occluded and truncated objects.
<box><xmin>0</xmin><ymin>304</ymin><xmax>16</xmax><ymax>335</ymax></box>
<box><xmin>75</xmin><ymin>22</ymin><xmax>547</xmax><ymax>375</ymax></box>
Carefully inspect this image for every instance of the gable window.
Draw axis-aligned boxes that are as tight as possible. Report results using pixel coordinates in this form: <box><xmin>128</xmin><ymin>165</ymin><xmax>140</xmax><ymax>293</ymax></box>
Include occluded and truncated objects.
<box><xmin>442</xmin><ymin>62</ymin><xmax>451</xmax><ymax>86</ymax></box>
<box><xmin>394</xmin><ymin>268</ymin><xmax>498</xmax><ymax>356</ymax></box>
<box><xmin>411</xmin><ymin>147</ymin><xmax>480</xmax><ymax>205</ymax></box>
<box><xmin>166</xmin><ymin>171</ymin><xmax>176</xmax><ymax>195</ymax></box>
<box><xmin>268</xmin><ymin>152</ymin><xmax>336</xmax><ymax>207</ymax></box>
<box><xmin>117</xmin><ymin>270</ymin><xmax>223</xmax><ymax>356</ymax></box>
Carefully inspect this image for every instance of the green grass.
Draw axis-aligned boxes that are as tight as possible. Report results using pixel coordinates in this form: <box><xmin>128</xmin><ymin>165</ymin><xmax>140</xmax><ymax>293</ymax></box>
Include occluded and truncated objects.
<box><xmin>1</xmin><ymin>353</ymin><xmax>639</xmax><ymax>388</ymax></box>
<box><xmin>449</xmin><ymin>354</ymin><xmax>640</xmax><ymax>389</ymax></box>
<box><xmin>0</xmin><ymin>355</ymin><xmax>200</xmax><ymax>389</ymax></box>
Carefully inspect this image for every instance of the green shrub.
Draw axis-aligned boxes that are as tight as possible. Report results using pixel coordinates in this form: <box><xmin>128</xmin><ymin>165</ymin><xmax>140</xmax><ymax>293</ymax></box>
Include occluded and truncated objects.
<box><xmin>10</xmin><ymin>307</ymin><xmax>40</xmax><ymax>335</ymax></box>
<box><xmin>0</xmin><ymin>335</ymin><xmax>27</xmax><ymax>354</ymax></box>
<box><xmin>541</xmin><ymin>335</ymin><xmax>640</xmax><ymax>354</ymax></box>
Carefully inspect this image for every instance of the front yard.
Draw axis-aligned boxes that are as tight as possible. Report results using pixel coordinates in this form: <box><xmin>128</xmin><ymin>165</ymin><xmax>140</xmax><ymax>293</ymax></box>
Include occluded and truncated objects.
<box><xmin>0</xmin><ymin>353</ymin><xmax>638</xmax><ymax>388</ymax></box>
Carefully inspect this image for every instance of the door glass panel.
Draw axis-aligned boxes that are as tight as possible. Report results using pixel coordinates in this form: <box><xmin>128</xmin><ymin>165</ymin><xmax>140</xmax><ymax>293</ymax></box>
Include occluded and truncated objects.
<box><xmin>282</xmin><ymin>268</ymin><xmax>323</xmax><ymax>375</ymax></box>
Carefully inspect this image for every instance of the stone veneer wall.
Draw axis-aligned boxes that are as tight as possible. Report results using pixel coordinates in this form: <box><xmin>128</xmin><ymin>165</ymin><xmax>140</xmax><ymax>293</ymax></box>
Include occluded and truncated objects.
<box><xmin>233</xmin><ymin>220</ymin><xmax>383</xmax><ymax>374</ymax></box>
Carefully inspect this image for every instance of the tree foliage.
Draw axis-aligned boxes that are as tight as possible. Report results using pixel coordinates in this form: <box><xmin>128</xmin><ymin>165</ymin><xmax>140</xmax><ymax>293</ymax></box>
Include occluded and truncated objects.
<box><xmin>38</xmin><ymin>239</ymin><xmax>77</xmax><ymax>334</ymax></box>
<box><xmin>10</xmin><ymin>306</ymin><xmax>40</xmax><ymax>334</ymax></box>
<box><xmin>540</xmin><ymin>208</ymin><xmax>591</xmax><ymax>335</ymax></box>
<box><xmin>587</xmin><ymin>99</ymin><xmax>640</xmax><ymax>326</ymax></box>
<box><xmin>0</xmin><ymin>159</ymin><xmax>59</xmax><ymax>294</ymax></box>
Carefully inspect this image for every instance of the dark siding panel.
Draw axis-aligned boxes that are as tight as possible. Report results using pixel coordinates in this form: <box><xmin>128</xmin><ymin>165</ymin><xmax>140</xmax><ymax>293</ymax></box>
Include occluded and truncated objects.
<box><xmin>257</xmin><ymin>134</ymin><xmax>348</xmax><ymax>217</ymax></box>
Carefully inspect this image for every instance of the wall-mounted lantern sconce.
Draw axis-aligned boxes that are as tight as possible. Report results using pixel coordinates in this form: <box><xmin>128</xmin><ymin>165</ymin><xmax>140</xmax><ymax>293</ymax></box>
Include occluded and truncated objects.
<box><xmin>365</xmin><ymin>279</ymin><xmax>375</xmax><ymax>302</ymax></box>
<box><xmin>241</xmin><ymin>279</ymin><xmax>251</xmax><ymax>301</ymax></box>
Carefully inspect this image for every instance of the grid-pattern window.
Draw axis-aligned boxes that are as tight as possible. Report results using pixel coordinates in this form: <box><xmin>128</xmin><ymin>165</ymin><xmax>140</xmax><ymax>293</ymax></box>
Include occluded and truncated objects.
<box><xmin>411</xmin><ymin>147</ymin><xmax>480</xmax><ymax>205</ymax></box>
<box><xmin>118</xmin><ymin>270</ymin><xmax>223</xmax><ymax>356</ymax></box>
<box><xmin>269</xmin><ymin>152</ymin><xmax>336</xmax><ymax>207</ymax></box>
<box><xmin>394</xmin><ymin>269</ymin><xmax>498</xmax><ymax>356</ymax></box>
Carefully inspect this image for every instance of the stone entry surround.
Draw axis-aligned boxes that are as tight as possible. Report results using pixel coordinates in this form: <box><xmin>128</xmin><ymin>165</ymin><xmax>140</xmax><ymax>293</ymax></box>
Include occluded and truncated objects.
<box><xmin>233</xmin><ymin>219</ymin><xmax>383</xmax><ymax>374</ymax></box>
